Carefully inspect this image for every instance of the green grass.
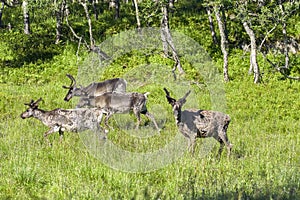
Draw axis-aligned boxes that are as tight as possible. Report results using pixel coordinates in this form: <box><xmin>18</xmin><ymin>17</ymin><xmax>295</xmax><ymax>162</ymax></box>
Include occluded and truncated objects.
<box><xmin>0</xmin><ymin>56</ymin><xmax>299</xmax><ymax>199</ymax></box>
<box><xmin>1</xmin><ymin>1</ymin><xmax>299</xmax><ymax>198</ymax></box>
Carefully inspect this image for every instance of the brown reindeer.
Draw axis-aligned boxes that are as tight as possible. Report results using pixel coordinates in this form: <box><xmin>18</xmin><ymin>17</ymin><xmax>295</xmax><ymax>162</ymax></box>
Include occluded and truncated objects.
<box><xmin>78</xmin><ymin>92</ymin><xmax>160</xmax><ymax>132</ymax></box>
<box><xmin>163</xmin><ymin>88</ymin><xmax>232</xmax><ymax>158</ymax></box>
<box><xmin>62</xmin><ymin>74</ymin><xmax>127</xmax><ymax>108</ymax></box>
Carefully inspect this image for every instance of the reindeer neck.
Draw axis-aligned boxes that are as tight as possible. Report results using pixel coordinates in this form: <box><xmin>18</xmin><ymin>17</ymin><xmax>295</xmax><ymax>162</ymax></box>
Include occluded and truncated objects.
<box><xmin>32</xmin><ymin>109</ymin><xmax>49</xmax><ymax>123</ymax></box>
<box><xmin>174</xmin><ymin>107</ymin><xmax>182</xmax><ymax>125</ymax></box>
<box><xmin>74</xmin><ymin>87</ymin><xmax>84</xmax><ymax>96</ymax></box>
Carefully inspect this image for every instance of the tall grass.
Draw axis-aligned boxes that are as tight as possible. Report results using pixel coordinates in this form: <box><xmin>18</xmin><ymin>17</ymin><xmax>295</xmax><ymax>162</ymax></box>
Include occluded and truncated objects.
<box><xmin>0</xmin><ymin>49</ymin><xmax>299</xmax><ymax>199</ymax></box>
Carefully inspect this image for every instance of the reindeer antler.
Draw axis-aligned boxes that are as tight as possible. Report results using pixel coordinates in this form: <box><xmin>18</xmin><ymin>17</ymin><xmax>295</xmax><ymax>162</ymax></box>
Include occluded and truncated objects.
<box><xmin>178</xmin><ymin>90</ymin><xmax>191</xmax><ymax>105</ymax></box>
<box><xmin>63</xmin><ymin>74</ymin><xmax>76</xmax><ymax>89</ymax></box>
<box><xmin>163</xmin><ymin>88</ymin><xmax>176</xmax><ymax>105</ymax></box>
<box><xmin>24</xmin><ymin>98</ymin><xmax>43</xmax><ymax>108</ymax></box>
<box><xmin>24</xmin><ymin>99</ymin><xmax>35</xmax><ymax>106</ymax></box>
<box><xmin>163</xmin><ymin>88</ymin><xmax>171</xmax><ymax>97</ymax></box>
<box><xmin>34</xmin><ymin>98</ymin><xmax>43</xmax><ymax>106</ymax></box>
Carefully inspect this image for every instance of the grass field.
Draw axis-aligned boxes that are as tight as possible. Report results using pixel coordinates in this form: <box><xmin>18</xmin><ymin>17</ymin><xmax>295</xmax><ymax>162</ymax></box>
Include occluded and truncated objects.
<box><xmin>0</xmin><ymin>57</ymin><xmax>299</xmax><ymax>199</ymax></box>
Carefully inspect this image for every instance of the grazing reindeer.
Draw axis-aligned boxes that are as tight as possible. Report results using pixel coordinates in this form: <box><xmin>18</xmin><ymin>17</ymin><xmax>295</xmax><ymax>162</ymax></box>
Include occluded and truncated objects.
<box><xmin>79</xmin><ymin>92</ymin><xmax>160</xmax><ymax>132</ymax></box>
<box><xmin>62</xmin><ymin>74</ymin><xmax>127</xmax><ymax>107</ymax></box>
<box><xmin>20</xmin><ymin>98</ymin><xmax>105</xmax><ymax>145</ymax></box>
<box><xmin>163</xmin><ymin>88</ymin><xmax>233</xmax><ymax>158</ymax></box>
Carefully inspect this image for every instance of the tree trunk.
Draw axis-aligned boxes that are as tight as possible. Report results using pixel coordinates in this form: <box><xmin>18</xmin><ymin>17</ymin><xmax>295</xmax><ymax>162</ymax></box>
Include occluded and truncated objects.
<box><xmin>55</xmin><ymin>0</ymin><xmax>65</xmax><ymax>44</ymax></box>
<box><xmin>221</xmin><ymin>6</ymin><xmax>228</xmax><ymax>42</ymax></box>
<box><xmin>81</xmin><ymin>0</ymin><xmax>95</xmax><ymax>49</ymax></box>
<box><xmin>169</xmin><ymin>0</ymin><xmax>175</xmax><ymax>9</ymax></box>
<box><xmin>279</xmin><ymin>0</ymin><xmax>289</xmax><ymax>69</ymax></box>
<box><xmin>22</xmin><ymin>0</ymin><xmax>30</xmax><ymax>34</ymax></box>
<box><xmin>243</xmin><ymin>20</ymin><xmax>261</xmax><ymax>84</ymax></box>
<box><xmin>133</xmin><ymin>0</ymin><xmax>141</xmax><ymax>31</ymax></box>
<box><xmin>91</xmin><ymin>0</ymin><xmax>98</xmax><ymax>20</ymax></box>
<box><xmin>206</xmin><ymin>6</ymin><xmax>218</xmax><ymax>45</ymax></box>
<box><xmin>0</xmin><ymin>2</ymin><xmax>4</xmax><ymax>28</ymax></box>
<box><xmin>161</xmin><ymin>3</ymin><xmax>184</xmax><ymax>76</ymax></box>
<box><xmin>214</xmin><ymin>5</ymin><xmax>229</xmax><ymax>82</ymax></box>
<box><xmin>109</xmin><ymin>0</ymin><xmax>120</xmax><ymax>19</ymax></box>
<box><xmin>161</xmin><ymin>5</ymin><xmax>169</xmax><ymax>57</ymax></box>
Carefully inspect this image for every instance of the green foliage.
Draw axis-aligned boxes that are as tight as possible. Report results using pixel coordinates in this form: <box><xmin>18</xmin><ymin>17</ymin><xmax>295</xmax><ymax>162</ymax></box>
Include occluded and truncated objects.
<box><xmin>0</xmin><ymin>72</ymin><xmax>299</xmax><ymax>199</ymax></box>
<box><xmin>0</xmin><ymin>0</ymin><xmax>299</xmax><ymax>199</ymax></box>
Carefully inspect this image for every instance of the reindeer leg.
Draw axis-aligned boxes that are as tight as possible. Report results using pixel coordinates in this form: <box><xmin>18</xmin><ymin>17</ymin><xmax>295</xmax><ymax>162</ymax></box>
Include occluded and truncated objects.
<box><xmin>59</xmin><ymin>128</ymin><xmax>64</xmax><ymax>143</ymax></box>
<box><xmin>104</xmin><ymin>112</ymin><xmax>114</xmax><ymax>130</ymax></box>
<box><xmin>188</xmin><ymin>134</ymin><xmax>196</xmax><ymax>155</ymax></box>
<box><xmin>187</xmin><ymin>138</ymin><xmax>192</xmax><ymax>153</ymax></box>
<box><xmin>218</xmin><ymin>140</ymin><xmax>225</xmax><ymax>160</ymax></box>
<box><xmin>221</xmin><ymin>133</ymin><xmax>232</xmax><ymax>158</ymax></box>
<box><xmin>44</xmin><ymin>128</ymin><xmax>56</xmax><ymax>146</ymax></box>
<box><xmin>94</xmin><ymin>123</ymin><xmax>107</xmax><ymax>140</ymax></box>
<box><xmin>218</xmin><ymin>125</ymin><xmax>233</xmax><ymax>158</ymax></box>
<box><xmin>223</xmin><ymin>123</ymin><xmax>233</xmax><ymax>157</ymax></box>
<box><xmin>144</xmin><ymin>111</ymin><xmax>160</xmax><ymax>132</ymax></box>
<box><xmin>96</xmin><ymin>112</ymin><xmax>108</xmax><ymax>134</ymax></box>
<box><xmin>133</xmin><ymin>108</ymin><xmax>141</xmax><ymax>130</ymax></box>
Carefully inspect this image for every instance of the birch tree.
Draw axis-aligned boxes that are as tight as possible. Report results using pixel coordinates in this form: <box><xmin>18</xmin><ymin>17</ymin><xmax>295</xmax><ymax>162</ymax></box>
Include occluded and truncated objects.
<box><xmin>206</xmin><ymin>6</ymin><xmax>218</xmax><ymax>45</ymax></box>
<box><xmin>237</xmin><ymin>1</ymin><xmax>261</xmax><ymax>83</ymax></box>
<box><xmin>133</xmin><ymin>0</ymin><xmax>141</xmax><ymax>31</ymax></box>
<box><xmin>22</xmin><ymin>0</ymin><xmax>30</xmax><ymax>34</ymax></box>
<box><xmin>54</xmin><ymin>0</ymin><xmax>66</xmax><ymax>44</ymax></box>
<box><xmin>214</xmin><ymin>4</ymin><xmax>229</xmax><ymax>82</ymax></box>
<box><xmin>0</xmin><ymin>2</ymin><xmax>4</xmax><ymax>27</ymax></box>
<box><xmin>160</xmin><ymin>0</ymin><xmax>184</xmax><ymax>77</ymax></box>
<box><xmin>242</xmin><ymin>19</ymin><xmax>261</xmax><ymax>83</ymax></box>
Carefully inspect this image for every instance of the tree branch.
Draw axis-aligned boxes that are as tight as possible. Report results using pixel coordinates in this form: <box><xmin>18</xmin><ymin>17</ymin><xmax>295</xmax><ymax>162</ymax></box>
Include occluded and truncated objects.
<box><xmin>258</xmin><ymin>24</ymin><xmax>278</xmax><ymax>52</ymax></box>
<box><xmin>262</xmin><ymin>53</ymin><xmax>300</xmax><ymax>81</ymax></box>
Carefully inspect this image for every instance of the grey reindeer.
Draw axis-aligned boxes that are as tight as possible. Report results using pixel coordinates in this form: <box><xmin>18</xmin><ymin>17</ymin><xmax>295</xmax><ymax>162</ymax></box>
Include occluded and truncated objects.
<box><xmin>62</xmin><ymin>74</ymin><xmax>127</xmax><ymax>108</ymax></box>
<box><xmin>79</xmin><ymin>92</ymin><xmax>160</xmax><ymax>132</ymax></box>
<box><xmin>20</xmin><ymin>98</ymin><xmax>105</xmax><ymax>145</ymax></box>
<box><xmin>163</xmin><ymin>88</ymin><xmax>233</xmax><ymax>158</ymax></box>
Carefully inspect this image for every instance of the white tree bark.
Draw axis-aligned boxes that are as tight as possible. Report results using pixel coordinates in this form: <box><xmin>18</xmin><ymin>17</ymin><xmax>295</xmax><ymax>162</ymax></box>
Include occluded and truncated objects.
<box><xmin>279</xmin><ymin>0</ymin><xmax>289</xmax><ymax>69</ymax></box>
<box><xmin>133</xmin><ymin>0</ymin><xmax>141</xmax><ymax>31</ymax></box>
<box><xmin>242</xmin><ymin>20</ymin><xmax>261</xmax><ymax>83</ymax></box>
<box><xmin>0</xmin><ymin>2</ymin><xmax>4</xmax><ymax>28</ymax></box>
<box><xmin>206</xmin><ymin>6</ymin><xmax>218</xmax><ymax>45</ymax></box>
<box><xmin>214</xmin><ymin>5</ymin><xmax>229</xmax><ymax>82</ymax></box>
<box><xmin>161</xmin><ymin>3</ymin><xmax>184</xmax><ymax>75</ymax></box>
<box><xmin>22</xmin><ymin>0</ymin><xmax>30</xmax><ymax>34</ymax></box>
<box><xmin>80</xmin><ymin>0</ymin><xmax>95</xmax><ymax>48</ymax></box>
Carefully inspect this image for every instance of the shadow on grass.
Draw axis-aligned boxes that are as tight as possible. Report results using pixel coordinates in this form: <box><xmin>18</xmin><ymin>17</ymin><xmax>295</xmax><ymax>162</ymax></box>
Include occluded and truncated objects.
<box><xmin>1</xmin><ymin>32</ymin><xmax>62</xmax><ymax>69</ymax></box>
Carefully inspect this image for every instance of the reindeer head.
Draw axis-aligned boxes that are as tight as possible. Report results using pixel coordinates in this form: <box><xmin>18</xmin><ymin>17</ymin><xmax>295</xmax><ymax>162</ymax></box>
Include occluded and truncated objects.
<box><xmin>63</xmin><ymin>74</ymin><xmax>88</xmax><ymax>101</ymax></box>
<box><xmin>20</xmin><ymin>98</ymin><xmax>43</xmax><ymax>119</ymax></box>
<box><xmin>62</xmin><ymin>74</ymin><xmax>78</xmax><ymax>101</ymax></box>
<box><xmin>163</xmin><ymin>88</ymin><xmax>191</xmax><ymax>118</ymax></box>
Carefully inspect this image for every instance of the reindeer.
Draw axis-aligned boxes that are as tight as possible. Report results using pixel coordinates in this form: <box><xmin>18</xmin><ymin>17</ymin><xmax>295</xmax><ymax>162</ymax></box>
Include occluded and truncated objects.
<box><xmin>79</xmin><ymin>92</ymin><xmax>160</xmax><ymax>132</ymax></box>
<box><xmin>62</xmin><ymin>74</ymin><xmax>127</xmax><ymax>108</ymax></box>
<box><xmin>163</xmin><ymin>88</ymin><xmax>233</xmax><ymax>158</ymax></box>
<box><xmin>20</xmin><ymin>98</ymin><xmax>106</xmax><ymax>145</ymax></box>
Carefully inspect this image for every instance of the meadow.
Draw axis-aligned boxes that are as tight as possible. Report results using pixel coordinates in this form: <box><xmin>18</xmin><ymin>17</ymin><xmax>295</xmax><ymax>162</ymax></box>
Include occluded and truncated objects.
<box><xmin>0</xmin><ymin>46</ymin><xmax>299</xmax><ymax>199</ymax></box>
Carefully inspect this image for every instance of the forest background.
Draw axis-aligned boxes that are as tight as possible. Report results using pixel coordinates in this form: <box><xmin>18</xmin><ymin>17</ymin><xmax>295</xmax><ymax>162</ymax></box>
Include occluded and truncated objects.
<box><xmin>0</xmin><ymin>0</ymin><xmax>299</xmax><ymax>199</ymax></box>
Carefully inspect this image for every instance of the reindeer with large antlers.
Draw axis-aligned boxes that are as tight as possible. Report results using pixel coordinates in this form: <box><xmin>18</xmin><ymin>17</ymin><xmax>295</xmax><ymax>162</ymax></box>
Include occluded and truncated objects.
<box><xmin>20</xmin><ymin>98</ymin><xmax>105</xmax><ymax>145</ymax></box>
<box><xmin>62</xmin><ymin>74</ymin><xmax>127</xmax><ymax>108</ymax></box>
<box><xmin>163</xmin><ymin>88</ymin><xmax>233</xmax><ymax>158</ymax></box>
